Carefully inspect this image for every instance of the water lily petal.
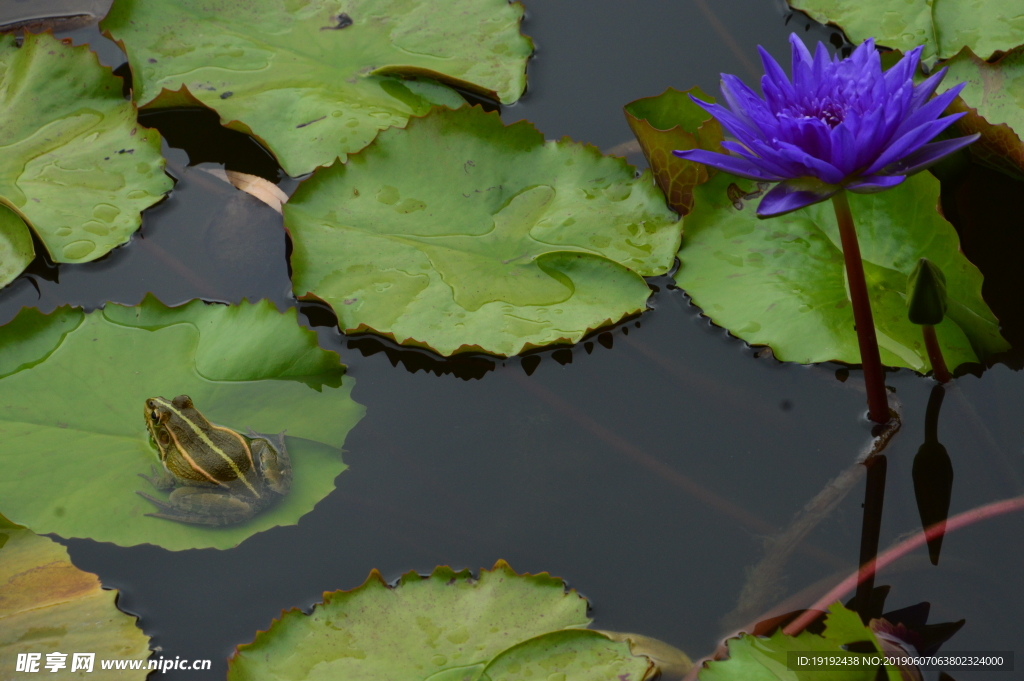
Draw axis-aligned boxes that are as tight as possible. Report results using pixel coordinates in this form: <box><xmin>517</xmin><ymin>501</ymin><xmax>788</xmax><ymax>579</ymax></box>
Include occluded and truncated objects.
<box><xmin>758</xmin><ymin>46</ymin><xmax>794</xmax><ymax>111</ymax></box>
<box><xmin>876</xmin><ymin>84</ymin><xmax>913</xmax><ymax>146</ymax></box>
<box><xmin>838</xmin><ymin>38</ymin><xmax>876</xmax><ymax>96</ymax></box>
<box><xmin>893</xmin><ymin>83</ymin><xmax>966</xmax><ymax>140</ymax></box>
<box><xmin>774</xmin><ymin>143</ymin><xmax>847</xmax><ymax>184</ymax></box>
<box><xmin>720</xmin><ymin>74</ymin><xmax>772</xmax><ymax>133</ymax></box>
<box><xmin>884</xmin><ymin>46</ymin><xmax>923</xmax><ymax>93</ymax></box>
<box><xmin>672</xmin><ymin>149</ymin><xmax>784</xmax><ymax>181</ymax></box>
<box><xmin>845</xmin><ymin>174</ymin><xmax>906</xmax><ymax>192</ymax></box>
<box><xmin>829</xmin><ymin>122</ymin><xmax>858</xmax><ymax>173</ymax></box>
<box><xmin>880</xmin><ymin>134</ymin><xmax>980</xmax><ymax>175</ymax></box>
<box><xmin>775</xmin><ymin>114</ymin><xmax>829</xmax><ymax>157</ymax></box>
<box><xmin>910</xmin><ymin>67</ymin><xmax>948</xmax><ymax>111</ymax></box>
<box><xmin>789</xmin><ymin>34</ymin><xmax>816</xmax><ymax>95</ymax></box>
<box><xmin>756</xmin><ymin>177</ymin><xmax>840</xmax><ymax>217</ymax></box>
<box><xmin>866</xmin><ymin>114</ymin><xmax>965</xmax><ymax>175</ymax></box>
<box><xmin>747</xmin><ymin>138</ymin><xmax>812</xmax><ymax>177</ymax></box>
<box><xmin>812</xmin><ymin>41</ymin><xmax>831</xmax><ymax>85</ymax></box>
<box><xmin>849</xmin><ymin>107</ymin><xmax>888</xmax><ymax>169</ymax></box>
<box><xmin>687</xmin><ymin>95</ymin><xmax>763</xmax><ymax>144</ymax></box>
<box><xmin>720</xmin><ymin>140</ymin><xmax>762</xmax><ymax>161</ymax></box>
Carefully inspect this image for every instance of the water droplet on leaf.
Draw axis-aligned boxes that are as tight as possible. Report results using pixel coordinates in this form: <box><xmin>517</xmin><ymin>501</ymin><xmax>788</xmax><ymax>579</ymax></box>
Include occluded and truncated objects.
<box><xmin>62</xmin><ymin>240</ymin><xmax>95</xmax><ymax>259</ymax></box>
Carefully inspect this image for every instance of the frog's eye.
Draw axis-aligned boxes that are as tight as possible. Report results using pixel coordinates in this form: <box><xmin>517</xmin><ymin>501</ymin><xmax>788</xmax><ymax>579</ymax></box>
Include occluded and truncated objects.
<box><xmin>173</xmin><ymin>395</ymin><xmax>193</xmax><ymax>409</ymax></box>
<box><xmin>150</xmin><ymin>410</ymin><xmax>160</xmax><ymax>423</ymax></box>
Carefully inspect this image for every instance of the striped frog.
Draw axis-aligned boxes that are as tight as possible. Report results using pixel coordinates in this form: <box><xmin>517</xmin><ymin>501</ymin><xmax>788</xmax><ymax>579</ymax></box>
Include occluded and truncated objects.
<box><xmin>137</xmin><ymin>395</ymin><xmax>291</xmax><ymax>526</ymax></box>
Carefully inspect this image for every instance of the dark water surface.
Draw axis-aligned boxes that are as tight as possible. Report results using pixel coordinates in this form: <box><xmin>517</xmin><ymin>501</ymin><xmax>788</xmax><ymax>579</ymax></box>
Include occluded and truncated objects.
<box><xmin>2</xmin><ymin>1</ymin><xmax>1022</xmax><ymax>679</ymax></box>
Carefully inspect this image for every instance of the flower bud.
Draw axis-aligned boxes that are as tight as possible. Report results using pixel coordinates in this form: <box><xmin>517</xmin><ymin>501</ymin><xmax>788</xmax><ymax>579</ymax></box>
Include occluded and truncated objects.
<box><xmin>907</xmin><ymin>258</ymin><xmax>947</xmax><ymax>325</ymax></box>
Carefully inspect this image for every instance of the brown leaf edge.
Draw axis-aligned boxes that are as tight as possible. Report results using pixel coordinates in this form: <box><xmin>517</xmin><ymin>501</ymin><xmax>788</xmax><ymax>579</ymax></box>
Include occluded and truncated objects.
<box><xmin>944</xmin><ymin>46</ymin><xmax>1024</xmax><ymax>182</ymax></box>
<box><xmin>623</xmin><ymin>87</ymin><xmax>724</xmax><ymax>216</ymax></box>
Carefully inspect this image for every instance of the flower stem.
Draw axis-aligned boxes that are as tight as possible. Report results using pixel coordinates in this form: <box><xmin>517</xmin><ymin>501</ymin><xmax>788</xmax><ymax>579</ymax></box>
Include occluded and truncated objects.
<box><xmin>921</xmin><ymin>324</ymin><xmax>951</xmax><ymax>383</ymax></box>
<box><xmin>832</xmin><ymin>191</ymin><xmax>890</xmax><ymax>424</ymax></box>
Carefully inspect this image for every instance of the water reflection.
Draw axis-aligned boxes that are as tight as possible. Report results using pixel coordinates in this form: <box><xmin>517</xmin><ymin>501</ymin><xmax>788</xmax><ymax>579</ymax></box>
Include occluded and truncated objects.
<box><xmin>348</xmin><ymin>336</ymin><xmax>498</xmax><ymax>381</ymax></box>
<box><xmin>853</xmin><ymin>452</ymin><xmax>887</xmax><ymax>620</ymax></box>
<box><xmin>913</xmin><ymin>385</ymin><xmax>954</xmax><ymax>565</ymax></box>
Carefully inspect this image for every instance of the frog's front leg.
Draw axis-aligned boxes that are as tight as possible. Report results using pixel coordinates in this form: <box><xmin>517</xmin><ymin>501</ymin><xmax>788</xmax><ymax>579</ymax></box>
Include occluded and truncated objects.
<box><xmin>137</xmin><ymin>464</ymin><xmax>178</xmax><ymax>491</ymax></box>
<box><xmin>137</xmin><ymin>487</ymin><xmax>256</xmax><ymax>526</ymax></box>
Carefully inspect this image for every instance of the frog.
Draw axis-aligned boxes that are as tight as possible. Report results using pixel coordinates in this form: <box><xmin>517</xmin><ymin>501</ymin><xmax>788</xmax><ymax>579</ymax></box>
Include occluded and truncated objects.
<box><xmin>137</xmin><ymin>395</ymin><xmax>292</xmax><ymax>526</ymax></box>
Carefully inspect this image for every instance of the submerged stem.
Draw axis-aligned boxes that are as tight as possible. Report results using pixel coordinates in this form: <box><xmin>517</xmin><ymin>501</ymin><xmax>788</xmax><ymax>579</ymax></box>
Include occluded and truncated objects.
<box><xmin>832</xmin><ymin>191</ymin><xmax>890</xmax><ymax>424</ymax></box>
<box><xmin>922</xmin><ymin>324</ymin><xmax>951</xmax><ymax>383</ymax></box>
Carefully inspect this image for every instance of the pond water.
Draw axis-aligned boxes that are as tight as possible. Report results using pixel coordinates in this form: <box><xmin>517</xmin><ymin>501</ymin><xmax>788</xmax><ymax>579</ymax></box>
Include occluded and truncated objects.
<box><xmin>1</xmin><ymin>1</ymin><xmax>1022</xmax><ymax>679</ymax></box>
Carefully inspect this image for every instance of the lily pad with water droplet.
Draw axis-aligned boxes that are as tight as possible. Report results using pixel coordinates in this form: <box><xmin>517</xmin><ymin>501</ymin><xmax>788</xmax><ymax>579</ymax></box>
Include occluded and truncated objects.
<box><xmin>788</xmin><ymin>0</ymin><xmax>1024</xmax><ymax>63</ymax></box>
<box><xmin>0</xmin><ymin>296</ymin><xmax>364</xmax><ymax>551</ymax></box>
<box><xmin>286</xmin><ymin>106</ymin><xmax>682</xmax><ymax>357</ymax></box>
<box><xmin>675</xmin><ymin>171</ymin><xmax>1007</xmax><ymax>372</ymax></box>
<box><xmin>0</xmin><ymin>33</ymin><xmax>170</xmax><ymax>283</ymax></box>
<box><xmin>229</xmin><ymin>561</ymin><xmax>658</xmax><ymax>681</ymax></box>
<box><xmin>0</xmin><ymin>514</ymin><xmax>151</xmax><ymax>679</ymax></box>
<box><xmin>102</xmin><ymin>0</ymin><xmax>533</xmax><ymax>177</ymax></box>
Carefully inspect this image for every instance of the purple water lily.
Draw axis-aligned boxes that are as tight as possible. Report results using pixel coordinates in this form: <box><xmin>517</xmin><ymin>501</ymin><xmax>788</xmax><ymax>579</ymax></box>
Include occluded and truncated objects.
<box><xmin>675</xmin><ymin>34</ymin><xmax>978</xmax><ymax>217</ymax></box>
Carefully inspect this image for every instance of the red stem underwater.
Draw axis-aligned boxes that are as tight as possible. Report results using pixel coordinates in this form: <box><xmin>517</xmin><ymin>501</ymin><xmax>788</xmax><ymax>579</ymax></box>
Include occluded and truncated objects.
<box><xmin>782</xmin><ymin>494</ymin><xmax>1024</xmax><ymax>636</ymax></box>
<box><xmin>832</xmin><ymin>191</ymin><xmax>890</xmax><ymax>424</ymax></box>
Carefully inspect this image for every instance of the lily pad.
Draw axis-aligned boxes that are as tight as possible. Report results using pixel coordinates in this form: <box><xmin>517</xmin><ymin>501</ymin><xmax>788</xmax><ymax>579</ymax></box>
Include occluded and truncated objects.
<box><xmin>0</xmin><ymin>33</ymin><xmax>170</xmax><ymax>281</ymax></box>
<box><xmin>286</xmin><ymin>106</ymin><xmax>682</xmax><ymax>357</ymax></box>
<box><xmin>0</xmin><ymin>206</ymin><xmax>33</xmax><ymax>290</ymax></box>
<box><xmin>0</xmin><ymin>514</ymin><xmax>151</xmax><ymax>679</ymax></box>
<box><xmin>624</xmin><ymin>87</ymin><xmax>724</xmax><ymax>216</ymax></box>
<box><xmin>0</xmin><ymin>296</ymin><xmax>365</xmax><ymax>551</ymax></box>
<box><xmin>788</xmin><ymin>0</ymin><xmax>1024</xmax><ymax>62</ymax></box>
<box><xmin>229</xmin><ymin>561</ymin><xmax>655</xmax><ymax>681</ymax></box>
<box><xmin>943</xmin><ymin>46</ymin><xmax>1024</xmax><ymax>181</ymax></box>
<box><xmin>700</xmin><ymin>603</ymin><xmax>900</xmax><ymax>681</ymax></box>
<box><xmin>102</xmin><ymin>0</ymin><xmax>533</xmax><ymax>176</ymax></box>
<box><xmin>676</xmin><ymin>171</ymin><xmax>1008</xmax><ymax>372</ymax></box>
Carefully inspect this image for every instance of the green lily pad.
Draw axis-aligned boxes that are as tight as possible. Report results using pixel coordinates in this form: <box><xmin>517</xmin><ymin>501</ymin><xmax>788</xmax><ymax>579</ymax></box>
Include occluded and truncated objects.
<box><xmin>624</xmin><ymin>87</ymin><xmax>724</xmax><ymax>216</ymax></box>
<box><xmin>228</xmin><ymin>561</ymin><xmax>655</xmax><ymax>681</ymax></box>
<box><xmin>0</xmin><ymin>514</ymin><xmax>151</xmax><ymax>679</ymax></box>
<box><xmin>699</xmin><ymin>603</ymin><xmax>900</xmax><ymax>681</ymax></box>
<box><xmin>286</xmin><ymin>106</ymin><xmax>682</xmax><ymax>357</ymax></box>
<box><xmin>102</xmin><ymin>0</ymin><xmax>533</xmax><ymax>177</ymax></box>
<box><xmin>0</xmin><ymin>296</ymin><xmax>365</xmax><ymax>551</ymax></box>
<box><xmin>0</xmin><ymin>33</ymin><xmax>170</xmax><ymax>281</ymax></box>
<box><xmin>788</xmin><ymin>0</ymin><xmax>1024</xmax><ymax>62</ymax></box>
<box><xmin>676</xmin><ymin>171</ymin><xmax>1008</xmax><ymax>372</ymax></box>
<box><xmin>0</xmin><ymin>205</ymin><xmax>33</xmax><ymax>290</ymax></box>
<box><xmin>942</xmin><ymin>46</ymin><xmax>1024</xmax><ymax>181</ymax></box>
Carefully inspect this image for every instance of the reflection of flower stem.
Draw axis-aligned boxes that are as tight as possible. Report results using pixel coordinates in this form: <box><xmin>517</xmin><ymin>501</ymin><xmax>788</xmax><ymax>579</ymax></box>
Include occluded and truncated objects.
<box><xmin>833</xmin><ymin>191</ymin><xmax>889</xmax><ymax>424</ymax></box>
<box><xmin>852</xmin><ymin>453</ymin><xmax>887</xmax><ymax>620</ymax></box>
<box><xmin>783</xmin><ymin>494</ymin><xmax>1024</xmax><ymax>636</ymax></box>
<box><xmin>921</xmin><ymin>325</ymin><xmax>951</xmax><ymax>383</ymax></box>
